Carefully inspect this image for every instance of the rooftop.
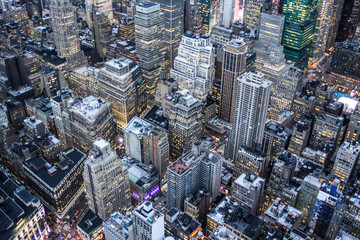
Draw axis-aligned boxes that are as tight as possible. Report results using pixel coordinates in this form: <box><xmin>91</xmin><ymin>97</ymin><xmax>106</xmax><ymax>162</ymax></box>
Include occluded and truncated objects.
<box><xmin>122</xmin><ymin>157</ymin><xmax>159</xmax><ymax>188</ymax></box>
<box><xmin>142</xmin><ymin>105</ymin><xmax>169</xmax><ymax>130</ymax></box>
<box><xmin>77</xmin><ymin>210</ymin><xmax>103</xmax><ymax>235</ymax></box>
<box><xmin>209</xmin><ymin>226</ymin><xmax>237</xmax><ymax>240</ymax></box>
<box><xmin>70</xmin><ymin>96</ymin><xmax>110</xmax><ymax>123</ymax></box>
<box><xmin>265</xmin><ymin>198</ymin><xmax>302</xmax><ymax>230</ymax></box>
<box><xmin>24</xmin><ymin>146</ymin><xmax>86</xmax><ymax>189</ymax></box>
<box><xmin>208</xmin><ymin>200</ymin><xmax>265</xmax><ymax>238</ymax></box>
<box><xmin>165</xmin><ymin>208</ymin><xmax>201</xmax><ymax>236</ymax></box>
<box><xmin>103</xmin><ymin>212</ymin><xmax>133</xmax><ymax>238</ymax></box>
<box><xmin>234</xmin><ymin>173</ymin><xmax>264</xmax><ymax>190</ymax></box>
<box><xmin>0</xmin><ymin>166</ymin><xmax>43</xmax><ymax>240</ymax></box>
<box><xmin>134</xmin><ymin>201</ymin><xmax>163</xmax><ymax>225</ymax></box>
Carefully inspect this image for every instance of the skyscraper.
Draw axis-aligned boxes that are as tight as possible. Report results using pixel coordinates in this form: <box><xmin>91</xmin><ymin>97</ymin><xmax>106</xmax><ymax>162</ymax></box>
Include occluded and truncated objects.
<box><xmin>124</xmin><ymin>117</ymin><xmax>169</xmax><ymax>178</ymax></box>
<box><xmin>219</xmin><ymin>40</ymin><xmax>247</xmax><ymax>123</ymax></box>
<box><xmin>184</xmin><ymin>0</ymin><xmax>203</xmax><ymax>33</ymax></box>
<box><xmin>171</xmin><ymin>32</ymin><xmax>215</xmax><ymax>100</ymax></box>
<box><xmin>92</xmin><ymin>11</ymin><xmax>114</xmax><ymax>59</ymax></box>
<box><xmin>150</xmin><ymin>0</ymin><xmax>184</xmax><ymax>69</ymax></box>
<box><xmin>135</xmin><ymin>3</ymin><xmax>165</xmax><ymax>104</ymax></box>
<box><xmin>167</xmin><ymin>141</ymin><xmax>222</xmax><ymax>210</ymax></box>
<box><xmin>269</xmin><ymin>66</ymin><xmax>302</xmax><ymax>121</ymax></box>
<box><xmin>168</xmin><ymin>90</ymin><xmax>203</xmax><ymax>160</ymax></box>
<box><xmin>325</xmin><ymin>0</ymin><xmax>345</xmax><ymax>51</ymax></box>
<box><xmin>62</xmin><ymin>96</ymin><xmax>116</xmax><ymax>154</ymax></box>
<box><xmin>310</xmin><ymin>0</ymin><xmax>336</xmax><ymax>65</ymax></box>
<box><xmin>253</xmin><ymin>13</ymin><xmax>288</xmax><ymax>86</ymax></box>
<box><xmin>225</xmin><ymin>72</ymin><xmax>272</xmax><ymax>161</ymax></box>
<box><xmin>243</xmin><ymin>0</ymin><xmax>271</xmax><ymax>29</ymax></box>
<box><xmin>97</xmin><ymin>58</ymin><xmax>142</xmax><ymax>130</ymax></box>
<box><xmin>83</xmin><ymin>139</ymin><xmax>131</xmax><ymax>220</ymax></box>
<box><xmin>282</xmin><ymin>0</ymin><xmax>319</xmax><ymax>69</ymax></box>
<box><xmin>219</xmin><ymin>0</ymin><xmax>235</xmax><ymax>28</ymax></box>
<box><xmin>85</xmin><ymin>0</ymin><xmax>113</xmax><ymax>27</ymax></box>
<box><xmin>50</xmin><ymin>0</ymin><xmax>86</xmax><ymax>70</ymax></box>
<box><xmin>336</xmin><ymin>0</ymin><xmax>360</xmax><ymax>42</ymax></box>
<box><xmin>332</xmin><ymin>141</ymin><xmax>360</xmax><ymax>186</ymax></box>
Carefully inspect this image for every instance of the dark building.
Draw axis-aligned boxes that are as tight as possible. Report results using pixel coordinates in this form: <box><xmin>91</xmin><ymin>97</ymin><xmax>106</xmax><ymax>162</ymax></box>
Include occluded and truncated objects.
<box><xmin>5</xmin><ymin>56</ymin><xmax>30</xmax><ymax>90</ymax></box>
<box><xmin>23</xmin><ymin>146</ymin><xmax>86</xmax><ymax>218</ymax></box>
<box><xmin>331</xmin><ymin>41</ymin><xmax>360</xmax><ymax>79</ymax></box>
<box><xmin>336</xmin><ymin>0</ymin><xmax>360</xmax><ymax>42</ymax></box>
<box><xmin>165</xmin><ymin>208</ymin><xmax>202</xmax><ymax>240</ymax></box>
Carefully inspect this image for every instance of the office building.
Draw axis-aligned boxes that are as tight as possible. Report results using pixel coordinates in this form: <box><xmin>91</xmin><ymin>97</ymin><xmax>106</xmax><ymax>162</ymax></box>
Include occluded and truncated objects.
<box><xmin>310</xmin><ymin>111</ymin><xmax>345</xmax><ymax>150</ymax></box>
<box><xmin>83</xmin><ymin>139</ymin><xmax>131</xmax><ymax>220</ymax></box>
<box><xmin>231</xmin><ymin>173</ymin><xmax>265</xmax><ymax>215</ymax></box>
<box><xmin>103</xmin><ymin>212</ymin><xmax>135</xmax><ymax>240</ymax></box>
<box><xmin>150</xmin><ymin>0</ymin><xmax>184</xmax><ymax>69</ymax></box>
<box><xmin>62</xmin><ymin>96</ymin><xmax>116</xmax><ymax>154</ymax></box>
<box><xmin>264</xmin><ymin>198</ymin><xmax>303</xmax><ymax>232</ymax></box>
<box><xmin>92</xmin><ymin>11</ymin><xmax>114</xmax><ymax>59</ymax></box>
<box><xmin>269</xmin><ymin>66</ymin><xmax>302</xmax><ymax>121</ymax></box>
<box><xmin>50</xmin><ymin>89</ymin><xmax>79</xmax><ymax>145</ymax></box>
<box><xmin>332</xmin><ymin>141</ymin><xmax>360</xmax><ymax>186</ymax></box>
<box><xmin>296</xmin><ymin>175</ymin><xmax>322</xmax><ymax>223</ymax></box>
<box><xmin>325</xmin><ymin>0</ymin><xmax>345</xmax><ymax>51</ymax></box>
<box><xmin>77</xmin><ymin>210</ymin><xmax>104</xmax><ymax>240</ymax></box>
<box><xmin>23</xmin><ymin>146</ymin><xmax>86</xmax><ymax>218</ymax></box>
<box><xmin>164</xmin><ymin>208</ymin><xmax>203</xmax><ymax>240</ymax></box>
<box><xmin>122</xmin><ymin>157</ymin><xmax>161</xmax><ymax>202</ymax></box>
<box><xmin>219</xmin><ymin>40</ymin><xmax>247</xmax><ymax>123</ymax></box>
<box><xmin>135</xmin><ymin>3</ymin><xmax>165</xmax><ymax>103</ymax></box>
<box><xmin>168</xmin><ymin>90</ymin><xmax>203</xmax><ymax>160</ymax></box>
<box><xmin>184</xmin><ymin>189</ymin><xmax>212</xmax><ymax>226</ymax></box>
<box><xmin>310</xmin><ymin>0</ymin><xmax>336</xmax><ymax>65</ymax></box>
<box><xmin>253</xmin><ymin>13</ymin><xmax>288</xmax><ymax>86</ymax></box>
<box><xmin>171</xmin><ymin>31</ymin><xmax>215</xmax><ymax>100</ymax></box>
<box><xmin>133</xmin><ymin>201</ymin><xmax>164</xmax><ymax>240</ymax></box>
<box><xmin>197</xmin><ymin>0</ymin><xmax>212</xmax><ymax>33</ymax></box>
<box><xmin>50</xmin><ymin>0</ymin><xmax>86</xmax><ymax>70</ymax></box>
<box><xmin>330</xmin><ymin>41</ymin><xmax>360</xmax><ymax>80</ymax></box>
<box><xmin>336</xmin><ymin>0</ymin><xmax>360</xmax><ymax>42</ymax></box>
<box><xmin>184</xmin><ymin>0</ymin><xmax>203</xmax><ymax>33</ymax></box>
<box><xmin>225</xmin><ymin>71</ymin><xmax>272</xmax><ymax>161</ymax></box>
<box><xmin>243</xmin><ymin>0</ymin><xmax>267</xmax><ymax>29</ymax></box>
<box><xmin>98</xmin><ymin>58</ymin><xmax>143</xmax><ymax>129</ymax></box>
<box><xmin>167</xmin><ymin>141</ymin><xmax>222</xmax><ymax>210</ymax></box>
<box><xmin>346</xmin><ymin>104</ymin><xmax>360</xmax><ymax>142</ymax></box>
<box><xmin>85</xmin><ymin>0</ymin><xmax>113</xmax><ymax>27</ymax></box>
<box><xmin>282</xmin><ymin>0</ymin><xmax>319</xmax><ymax>68</ymax></box>
<box><xmin>124</xmin><ymin>117</ymin><xmax>169</xmax><ymax>178</ymax></box>
<box><xmin>24</xmin><ymin>116</ymin><xmax>47</xmax><ymax>139</ymax></box>
<box><xmin>308</xmin><ymin>181</ymin><xmax>341</xmax><ymax>238</ymax></box>
<box><xmin>288</xmin><ymin>118</ymin><xmax>313</xmax><ymax>155</ymax></box>
<box><xmin>0</xmin><ymin>166</ymin><xmax>49</xmax><ymax>240</ymax></box>
<box><xmin>206</xmin><ymin>199</ymin><xmax>265</xmax><ymax>239</ymax></box>
<box><xmin>234</xmin><ymin>147</ymin><xmax>269</xmax><ymax>179</ymax></box>
<box><xmin>261</xmin><ymin>121</ymin><xmax>292</xmax><ymax>161</ymax></box>
<box><xmin>291</xmin><ymin>92</ymin><xmax>316</xmax><ymax>122</ymax></box>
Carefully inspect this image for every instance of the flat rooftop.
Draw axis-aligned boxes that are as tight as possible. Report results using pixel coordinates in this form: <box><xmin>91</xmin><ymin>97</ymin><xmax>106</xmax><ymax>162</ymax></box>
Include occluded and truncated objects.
<box><xmin>24</xmin><ymin>146</ymin><xmax>85</xmax><ymax>189</ymax></box>
<box><xmin>77</xmin><ymin>209</ymin><xmax>103</xmax><ymax>235</ymax></box>
<box><xmin>143</xmin><ymin>105</ymin><xmax>169</xmax><ymax>130</ymax></box>
<box><xmin>0</xmin><ymin>166</ymin><xmax>43</xmax><ymax>240</ymax></box>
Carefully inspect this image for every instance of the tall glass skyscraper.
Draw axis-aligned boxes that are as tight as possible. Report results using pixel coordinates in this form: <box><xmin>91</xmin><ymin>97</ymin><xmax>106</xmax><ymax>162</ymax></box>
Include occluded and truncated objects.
<box><xmin>282</xmin><ymin>0</ymin><xmax>319</xmax><ymax>69</ymax></box>
<box><xmin>135</xmin><ymin>3</ymin><xmax>165</xmax><ymax>105</ymax></box>
<box><xmin>150</xmin><ymin>0</ymin><xmax>184</xmax><ymax>69</ymax></box>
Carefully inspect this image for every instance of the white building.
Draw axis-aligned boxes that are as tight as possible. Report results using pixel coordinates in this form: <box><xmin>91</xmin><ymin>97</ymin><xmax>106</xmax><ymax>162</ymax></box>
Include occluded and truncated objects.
<box><xmin>225</xmin><ymin>71</ymin><xmax>272</xmax><ymax>161</ymax></box>
<box><xmin>83</xmin><ymin>139</ymin><xmax>131</xmax><ymax>220</ymax></box>
<box><xmin>133</xmin><ymin>201</ymin><xmax>164</xmax><ymax>240</ymax></box>
<box><xmin>103</xmin><ymin>212</ymin><xmax>135</xmax><ymax>240</ymax></box>
<box><xmin>124</xmin><ymin>117</ymin><xmax>169</xmax><ymax>178</ymax></box>
<box><xmin>231</xmin><ymin>173</ymin><xmax>265</xmax><ymax>215</ymax></box>
<box><xmin>167</xmin><ymin>141</ymin><xmax>222</xmax><ymax>210</ymax></box>
<box><xmin>171</xmin><ymin>32</ymin><xmax>215</xmax><ymax>100</ymax></box>
<box><xmin>332</xmin><ymin>141</ymin><xmax>360</xmax><ymax>185</ymax></box>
